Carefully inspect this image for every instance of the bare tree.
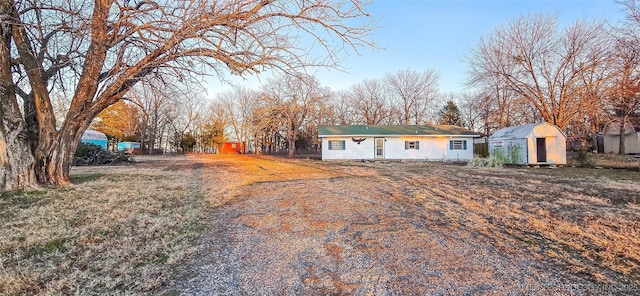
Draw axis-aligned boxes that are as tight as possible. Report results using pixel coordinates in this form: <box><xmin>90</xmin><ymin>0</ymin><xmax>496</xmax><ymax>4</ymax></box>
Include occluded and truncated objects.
<box><xmin>262</xmin><ymin>73</ymin><xmax>328</xmax><ymax>158</ymax></box>
<box><xmin>0</xmin><ymin>0</ymin><xmax>375</xmax><ymax>190</ymax></box>
<box><xmin>473</xmin><ymin>73</ymin><xmax>522</xmax><ymax>130</ymax></box>
<box><xmin>606</xmin><ymin>35</ymin><xmax>640</xmax><ymax>154</ymax></box>
<box><xmin>467</xmin><ymin>14</ymin><xmax>609</xmax><ymax>130</ymax></box>
<box><xmin>619</xmin><ymin>0</ymin><xmax>640</xmax><ymax>24</ymax></box>
<box><xmin>196</xmin><ymin>100</ymin><xmax>227</xmax><ymax>153</ymax></box>
<box><xmin>328</xmin><ymin>90</ymin><xmax>357</xmax><ymax>125</ymax></box>
<box><xmin>349</xmin><ymin>78</ymin><xmax>395</xmax><ymax>125</ymax></box>
<box><xmin>129</xmin><ymin>82</ymin><xmax>178</xmax><ymax>154</ymax></box>
<box><xmin>167</xmin><ymin>91</ymin><xmax>206</xmax><ymax>152</ymax></box>
<box><xmin>385</xmin><ymin>69</ymin><xmax>439</xmax><ymax>125</ymax></box>
<box><xmin>218</xmin><ymin>86</ymin><xmax>260</xmax><ymax>149</ymax></box>
<box><xmin>249</xmin><ymin>94</ymin><xmax>282</xmax><ymax>155</ymax></box>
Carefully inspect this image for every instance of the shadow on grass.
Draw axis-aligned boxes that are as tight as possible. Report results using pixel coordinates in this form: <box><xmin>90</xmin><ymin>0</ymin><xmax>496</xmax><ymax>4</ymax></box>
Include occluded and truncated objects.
<box><xmin>71</xmin><ymin>173</ymin><xmax>105</xmax><ymax>184</ymax></box>
<box><xmin>0</xmin><ymin>190</ymin><xmax>47</xmax><ymax>208</ymax></box>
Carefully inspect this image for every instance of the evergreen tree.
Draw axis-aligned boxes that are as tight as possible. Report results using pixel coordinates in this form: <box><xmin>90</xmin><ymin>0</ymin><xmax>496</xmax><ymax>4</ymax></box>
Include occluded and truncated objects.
<box><xmin>439</xmin><ymin>101</ymin><xmax>463</xmax><ymax>126</ymax></box>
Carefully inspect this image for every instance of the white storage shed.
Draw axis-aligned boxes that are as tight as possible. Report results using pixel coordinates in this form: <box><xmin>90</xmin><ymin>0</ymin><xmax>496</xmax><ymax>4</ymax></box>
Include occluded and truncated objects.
<box><xmin>602</xmin><ymin>122</ymin><xmax>640</xmax><ymax>154</ymax></box>
<box><xmin>489</xmin><ymin>122</ymin><xmax>566</xmax><ymax>165</ymax></box>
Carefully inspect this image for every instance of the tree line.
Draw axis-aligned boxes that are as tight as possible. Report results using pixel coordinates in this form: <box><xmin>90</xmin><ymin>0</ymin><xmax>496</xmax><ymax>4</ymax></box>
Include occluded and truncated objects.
<box><xmin>466</xmin><ymin>2</ymin><xmax>640</xmax><ymax>147</ymax></box>
<box><xmin>107</xmin><ymin>1</ymin><xmax>640</xmax><ymax>159</ymax></box>
<box><xmin>89</xmin><ymin>69</ymin><xmax>463</xmax><ymax>158</ymax></box>
<box><xmin>2</xmin><ymin>0</ymin><xmax>640</xmax><ymax>191</ymax></box>
<box><xmin>0</xmin><ymin>0</ymin><xmax>374</xmax><ymax>191</ymax></box>
<box><xmin>95</xmin><ymin>2</ymin><xmax>640</xmax><ymax>158</ymax></box>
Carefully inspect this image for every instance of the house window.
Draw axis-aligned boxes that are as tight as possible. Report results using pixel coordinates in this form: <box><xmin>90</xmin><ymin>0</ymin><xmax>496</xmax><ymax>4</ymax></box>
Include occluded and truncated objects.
<box><xmin>404</xmin><ymin>141</ymin><xmax>419</xmax><ymax>150</ymax></box>
<box><xmin>449</xmin><ymin>140</ymin><xmax>467</xmax><ymax>150</ymax></box>
<box><xmin>328</xmin><ymin>140</ymin><xmax>346</xmax><ymax>150</ymax></box>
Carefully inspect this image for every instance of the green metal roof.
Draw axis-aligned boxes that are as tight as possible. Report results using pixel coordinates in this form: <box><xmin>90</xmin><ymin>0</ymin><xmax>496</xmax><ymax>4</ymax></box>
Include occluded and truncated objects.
<box><xmin>318</xmin><ymin>125</ymin><xmax>479</xmax><ymax>137</ymax></box>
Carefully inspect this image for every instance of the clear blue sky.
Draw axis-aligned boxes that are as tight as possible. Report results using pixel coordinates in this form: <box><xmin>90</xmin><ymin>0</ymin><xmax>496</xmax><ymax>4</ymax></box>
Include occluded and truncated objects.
<box><xmin>207</xmin><ymin>0</ymin><xmax>625</xmax><ymax>97</ymax></box>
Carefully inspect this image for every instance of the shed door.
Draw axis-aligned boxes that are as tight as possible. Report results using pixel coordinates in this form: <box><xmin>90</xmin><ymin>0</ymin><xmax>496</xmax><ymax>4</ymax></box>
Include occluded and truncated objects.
<box><xmin>536</xmin><ymin>138</ymin><xmax>547</xmax><ymax>163</ymax></box>
<box><xmin>375</xmin><ymin>137</ymin><xmax>385</xmax><ymax>159</ymax></box>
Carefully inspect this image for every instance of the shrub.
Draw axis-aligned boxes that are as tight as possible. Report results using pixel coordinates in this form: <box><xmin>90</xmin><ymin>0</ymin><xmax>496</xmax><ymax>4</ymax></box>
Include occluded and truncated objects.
<box><xmin>75</xmin><ymin>142</ymin><xmax>103</xmax><ymax>157</ymax></box>
<box><xmin>74</xmin><ymin>142</ymin><xmax>133</xmax><ymax>166</ymax></box>
<box><xmin>575</xmin><ymin>150</ymin><xmax>594</xmax><ymax>168</ymax></box>
<box><xmin>467</xmin><ymin>156</ymin><xmax>504</xmax><ymax>168</ymax></box>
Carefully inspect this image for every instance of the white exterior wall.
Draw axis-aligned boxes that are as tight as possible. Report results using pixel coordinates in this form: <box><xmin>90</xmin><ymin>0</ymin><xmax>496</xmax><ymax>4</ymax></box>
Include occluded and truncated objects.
<box><xmin>530</xmin><ymin>124</ymin><xmax>567</xmax><ymax>164</ymax></box>
<box><xmin>321</xmin><ymin>136</ymin><xmax>474</xmax><ymax>161</ymax></box>
<box><xmin>604</xmin><ymin>133</ymin><xmax>640</xmax><ymax>154</ymax></box>
<box><xmin>322</xmin><ymin>137</ymin><xmax>375</xmax><ymax>160</ymax></box>
<box><xmin>529</xmin><ymin>136</ymin><xmax>566</xmax><ymax>164</ymax></box>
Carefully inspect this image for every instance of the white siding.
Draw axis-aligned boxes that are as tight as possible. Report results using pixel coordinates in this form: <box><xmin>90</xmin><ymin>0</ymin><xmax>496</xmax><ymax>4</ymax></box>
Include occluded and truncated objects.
<box><xmin>322</xmin><ymin>136</ymin><xmax>474</xmax><ymax>161</ymax></box>
<box><xmin>444</xmin><ymin>138</ymin><xmax>475</xmax><ymax>161</ymax></box>
<box><xmin>322</xmin><ymin>137</ymin><xmax>374</xmax><ymax>160</ymax></box>
<box><xmin>604</xmin><ymin>133</ymin><xmax>640</xmax><ymax>154</ymax></box>
<box><xmin>530</xmin><ymin>124</ymin><xmax>567</xmax><ymax>165</ymax></box>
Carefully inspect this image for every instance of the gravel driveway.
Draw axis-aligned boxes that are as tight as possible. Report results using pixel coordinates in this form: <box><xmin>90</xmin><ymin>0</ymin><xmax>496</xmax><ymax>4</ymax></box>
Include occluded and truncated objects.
<box><xmin>167</xmin><ymin>155</ymin><xmax>638</xmax><ymax>295</ymax></box>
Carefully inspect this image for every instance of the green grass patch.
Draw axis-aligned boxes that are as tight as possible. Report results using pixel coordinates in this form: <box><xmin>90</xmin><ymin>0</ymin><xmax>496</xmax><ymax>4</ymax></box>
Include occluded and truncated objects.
<box><xmin>0</xmin><ymin>190</ymin><xmax>47</xmax><ymax>209</ymax></box>
<box><xmin>70</xmin><ymin>173</ymin><xmax>106</xmax><ymax>184</ymax></box>
<box><xmin>24</xmin><ymin>237</ymin><xmax>73</xmax><ymax>258</ymax></box>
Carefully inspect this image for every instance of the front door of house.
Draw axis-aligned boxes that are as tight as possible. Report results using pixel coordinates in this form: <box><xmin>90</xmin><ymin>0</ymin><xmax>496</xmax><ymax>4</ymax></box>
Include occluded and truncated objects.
<box><xmin>536</xmin><ymin>138</ymin><xmax>547</xmax><ymax>163</ymax></box>
<box><xmin>375</xmin><ymin>137</ymin><xmax>385</xmax><ymax>159</ymax></box>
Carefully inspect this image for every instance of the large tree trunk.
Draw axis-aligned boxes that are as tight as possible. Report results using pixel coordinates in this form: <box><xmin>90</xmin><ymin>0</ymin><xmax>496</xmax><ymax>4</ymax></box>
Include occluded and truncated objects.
<box><xmin>33</xmin><ymin>125</ymin><xmax>84</xmax><ymax>186</ymax></box>
<box><xmin>619</xmin><ymin>117</ymin><xmax>627</xmax><ymax>155</ymax></box>
<box><xmin>0</xmin><ymin>3</ymin><xmax>36</xmax><ymax>191</ymax></box>
<box><xmin>254</xmin><ymin>134</ymin><xmax>260</xmax><ymax>155</ymax></box>
<box><xmin>0</xmin><ymin>117</ymin><xmax>36</xmax><ymax>191</ymax></box>
<box><xmin>287</xmin><ymin>126</ymin><xmax>296</xmax><ymax>158</ymax></box>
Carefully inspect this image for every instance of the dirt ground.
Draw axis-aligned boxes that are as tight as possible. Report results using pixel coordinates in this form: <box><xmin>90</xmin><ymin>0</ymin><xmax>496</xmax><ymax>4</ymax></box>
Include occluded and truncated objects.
<box><xmin>162</xmin><ymin>154</ymin><xmax>640</xmax><ymax>295</ymax></box>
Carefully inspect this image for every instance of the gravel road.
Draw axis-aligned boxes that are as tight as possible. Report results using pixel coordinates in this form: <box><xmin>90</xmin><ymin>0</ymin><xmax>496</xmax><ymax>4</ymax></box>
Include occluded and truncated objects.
<box><xmin>166</xmin><ymin>155</ymin><xmax>638</xmax><ymax>296</ymax></box>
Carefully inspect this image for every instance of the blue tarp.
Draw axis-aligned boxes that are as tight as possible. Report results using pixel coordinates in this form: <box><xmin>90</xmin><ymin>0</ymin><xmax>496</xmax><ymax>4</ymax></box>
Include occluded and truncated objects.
<box><xmin>117</xmin><ymin>142</ymin><xmax>141</xmax><ymax>151</ymax></box>
<box><xmin>81</xmin><ymin>130</ymin><xmax>108</xmax><ymax>150</ymax></box>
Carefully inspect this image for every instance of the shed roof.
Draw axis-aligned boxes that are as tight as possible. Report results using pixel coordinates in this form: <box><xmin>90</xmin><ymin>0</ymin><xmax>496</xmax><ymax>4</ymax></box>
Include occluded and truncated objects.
<box><xmin>318</xmin><ymin>125</ymin><xmax>479</xmax><ymax>137</ymax></box>
<box><xmin>81</xmin><ymin>129</ymin><xmax>108</xmax><ymax>141</ymax></box>
<box><xmin>490</xmin><ymin>122</ymin><xmax>564</xmax><ymax>139</ymax></box>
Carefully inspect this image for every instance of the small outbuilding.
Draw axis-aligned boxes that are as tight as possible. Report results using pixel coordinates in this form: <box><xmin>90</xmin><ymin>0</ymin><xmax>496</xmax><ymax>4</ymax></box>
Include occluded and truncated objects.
<box><xmin>489</xmin><ymin>122</ymin><xmax>566</xmax><ymax>165</ymax></box>
<box><xmin>318</xmin><ymin>125</ymin><xmax>479</xmax><ymax>161</ymax></box>
<box><xmin>602</xmin><ymin>122</ymin><xmax>640</xmax><ymax>154</ymax></box>
<box><xmin>117</xmin><ymin>141</ymin><xmax>141</xmax><ymax>154</ymax></box>
<box><xmin>220</xmin><ymin>142</ymin><xmax>246</xmax><ymax>154</ymax></box>
<box><xmin>80</xmin><ymin>129</ymin><xmax>108</xmax><ymax>150</ymax></box>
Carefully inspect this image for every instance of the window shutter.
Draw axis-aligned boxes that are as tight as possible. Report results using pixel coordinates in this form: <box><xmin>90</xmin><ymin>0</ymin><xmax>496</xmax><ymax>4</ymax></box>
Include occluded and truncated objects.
<box><xmin>416</xmin><ymin>141</ymin><xmax>420</xmax><ymax>150</ymax></box>
<box><xmin>328</xmin><ymin>140</ymin><xmax>333</xmax><ymax>150</ymax></box>
<box><xmin>405</xmin><ymin>141</ymin><xmax>409</xmax><ymax>150</ymax></box>
<box><xmin>341</xmin><ymin>140</ymin><xmax>345</xmax><ymax>150</ymax></box>
<box><xmin>449</xmin><ymin>140</ymin><xmax>453</xmax><ymax>150</ymax></box>
<box><xmin>463</xmin><ymin>140</ymin><xmax>467</xmax><ymax>150</ymax></box>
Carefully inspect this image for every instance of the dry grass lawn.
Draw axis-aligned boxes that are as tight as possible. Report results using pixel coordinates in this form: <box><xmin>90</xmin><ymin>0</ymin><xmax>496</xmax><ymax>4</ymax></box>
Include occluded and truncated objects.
<box><xmin>0</xmin><ymin>155</ymin><xmax>208</xmax><ymax>295</ymax></box>
<box><xmin>1</xmin><ymin>154</ymin><xmax>639</xmax><ymax>295</ymax></box>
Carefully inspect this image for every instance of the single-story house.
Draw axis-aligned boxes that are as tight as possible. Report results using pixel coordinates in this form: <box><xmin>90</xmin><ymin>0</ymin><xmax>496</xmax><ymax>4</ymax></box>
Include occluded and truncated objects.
<box><xmin>602</xmin><ymin>122</ymin><xmax>640</xmax><ymax>154</ymax></box>
<box><xmin>489</xmin><ymin>122</ymin><xmax>566</xmax><ymax>165</ymax></box>
<box><xmin>220</xmin><ymin>141</ymin><xmax>246</xmax><ymax>154</ymax></box>
<box><xmin>317</xmin><ymin>125</ymin><xmax>479</xmax><ymax>161</ymax></box>
<box><xmin>80</xmin><ymin>129</ymin><xmax>108</xmax><ymax>150</ymax></box>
